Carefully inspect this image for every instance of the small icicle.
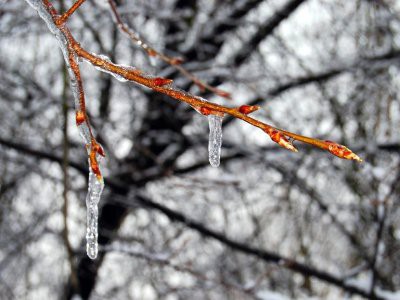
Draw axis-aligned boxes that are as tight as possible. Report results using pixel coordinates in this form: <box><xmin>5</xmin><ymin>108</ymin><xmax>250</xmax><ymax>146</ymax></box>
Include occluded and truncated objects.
<box><xmin>208</xmin><ymin>115</ymin><xmax>223</xmax><ymax>167</ymax></box>
<box><xmin>85</xmin><ymin>158</ymin><xmax>104</xmax><ymax>260</ymax></box>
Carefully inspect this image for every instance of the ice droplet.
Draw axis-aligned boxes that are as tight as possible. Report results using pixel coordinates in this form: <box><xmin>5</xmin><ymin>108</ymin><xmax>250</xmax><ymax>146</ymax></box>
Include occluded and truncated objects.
<box><xmin>208</xmin><ymin>115</ymin><xmax>223</xmax><ymax>167</ymax></box>
<box><xmin>86</xmin><ymin>160</ymin><xmax>104</xmax><ymax>260</ymax></box>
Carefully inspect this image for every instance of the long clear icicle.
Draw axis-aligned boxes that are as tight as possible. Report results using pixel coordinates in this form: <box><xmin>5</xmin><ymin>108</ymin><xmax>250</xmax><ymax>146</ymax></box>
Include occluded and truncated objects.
<box><xmin>25</xmin><ymin>0</ymin><xmax>104</xmax><ymax>259</ymax></box>
<box><xmin>208</xmin><ymin>115</ymin><xmax>223</xmax><ymax>167</ymax></box>
<box><xmin>86</xmin><ymin>160</ymin><xmax>104</xmax><ymax>259</ymax></box>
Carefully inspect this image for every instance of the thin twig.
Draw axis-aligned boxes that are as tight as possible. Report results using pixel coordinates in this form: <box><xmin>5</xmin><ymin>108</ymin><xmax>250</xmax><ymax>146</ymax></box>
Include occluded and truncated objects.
<box><xmin>56</xmin><ymin>0</ymin><xmax>87</xmax><ymax>25</ymax></box>
<box><xmin>107</xmin><ymin>0</ymin><xmax>231</xmax><ymax>99</ymax></box>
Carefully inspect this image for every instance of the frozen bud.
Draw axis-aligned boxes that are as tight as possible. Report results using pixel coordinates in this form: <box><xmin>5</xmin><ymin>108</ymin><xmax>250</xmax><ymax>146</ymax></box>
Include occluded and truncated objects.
<box><xmin>199</xmin><ymin>106</ymin><xmax>212</xmax><ymax>116</ymax></box>
<box><xmin>264</xmin><ymin>128</ymin><xmax>298</xmax><ymax>152</ymax></box>
<box><xmin>238</xmin><ymin>105</ymin><xmax>260</xmax><ymax>115</ymax></box>
<box><xmin>76</xmin><ymin>110</ymin><xmax>85</xmax><ymax>125</ymax></box>
<box><xmin>89</xmin><ymin>150</ymin><xmax>103</xmax><ymax>180</ymax></box>
<box><xmin>153</xmin><ymin>77</ymin><xmax>173</xmax><ymax>87</ymax></box>
<box><xmin>325</xmin><ymin>141</ymin><xmax>362</xmax><ymax>162</ymax></box>
<box><xmin>92</xmin><ymin>142</ymin><xmax>105</xmax><ymax>157</ymax></box>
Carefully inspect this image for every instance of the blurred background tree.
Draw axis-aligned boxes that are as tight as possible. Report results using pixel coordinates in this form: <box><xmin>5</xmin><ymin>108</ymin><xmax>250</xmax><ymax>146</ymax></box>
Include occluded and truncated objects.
<box><xmin>0</xmin><ymin>0</ymin><xmax>399</xmax><ymax>299</ymax></box>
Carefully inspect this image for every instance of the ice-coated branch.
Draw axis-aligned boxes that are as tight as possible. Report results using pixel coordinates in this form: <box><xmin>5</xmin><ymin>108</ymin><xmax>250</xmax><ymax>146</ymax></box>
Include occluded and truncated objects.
<box><xmin>23</xmin><ymin>0</ymin><xmax>365</xmax><ymax>262</ymax></box>
<box><xmin>25</xmin><ymin>0</ymin><xmax>105</xmax><ymax>259</ymax></box>
<box><xmin>56</xmin><ymin>0</ymin><xmax>87</xmax><ymax>25</ymax></box>
<box><xmin>26</xmin><ymin>0</ymin><xmax>362</xmax><ymax>174</ymax></box>
<box><xmin>73</xmin><ymin>44</ymin><xmax>362</xmax><ymax>162</ymax></box>
<box><xmin>24</xmin><ymin>0</ymin><xmax>105</xmax><ymax>178</ymax></box>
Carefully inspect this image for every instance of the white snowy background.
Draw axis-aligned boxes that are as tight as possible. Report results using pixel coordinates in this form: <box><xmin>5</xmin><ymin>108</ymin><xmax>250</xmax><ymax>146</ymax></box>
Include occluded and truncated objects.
<box><xmin>0</xmin><ymin>0</ymin><xmax>400</xmax><ymax>299</ymax></box>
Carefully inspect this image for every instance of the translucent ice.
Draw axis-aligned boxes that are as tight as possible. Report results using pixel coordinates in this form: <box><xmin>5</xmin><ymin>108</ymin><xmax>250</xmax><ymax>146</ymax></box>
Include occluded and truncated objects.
<box><xmin>78</xmin><ymin>123</ymin><xmax>91</xmax><ymax>146</ymax></box>
<box><xmin>208</xmin><ymin>115</ymin><xmax>223</xmax><ymax>167</ymax></box>
<box><xmin>24</xmin><ymin>0</ymin><xmax>84</xmax><ymax>118</ymax></box>
<box><xmin>86</xmin><ymin>161</ymin><xmax>104</xmax><ymax>260</ymax></box>
<box><xmin>87</xmin><ymin>53</ymin><xmax>129</xmax><ymax>82</ymax></box>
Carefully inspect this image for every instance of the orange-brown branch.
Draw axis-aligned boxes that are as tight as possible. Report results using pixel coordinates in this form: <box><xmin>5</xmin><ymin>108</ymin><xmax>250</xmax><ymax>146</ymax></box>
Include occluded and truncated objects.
<box><xmin>42</xmin><ymin>0</ymin><xmax>362</xmax><ymax>165</ymax></box>
<box><xmin>56</xmin><ymin>0</ymin><xmax>87</xmax><ymax>25</ymax></box>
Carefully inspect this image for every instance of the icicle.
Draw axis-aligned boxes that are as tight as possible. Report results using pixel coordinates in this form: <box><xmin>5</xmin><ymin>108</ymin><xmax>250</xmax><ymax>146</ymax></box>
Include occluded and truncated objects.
<box><xmin>85</xmin><ymin>158</ymin><xmax>104</xmax><ymax>260</ymax></box>
<box><xmin>24</xmin><ymin>0</ymin><xmax>106</xmax><ymax>259</ymax></box>
<box><xmin>208</xmin><ymin>115</ymin><xmax>223</xmax><ymax>167</ymax></box>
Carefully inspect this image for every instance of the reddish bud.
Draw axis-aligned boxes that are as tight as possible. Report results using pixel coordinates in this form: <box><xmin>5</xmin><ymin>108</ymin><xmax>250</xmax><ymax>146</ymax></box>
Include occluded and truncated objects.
<box><xmin>238</xmin><ymin>105</ymin><xmax>260</xmax><ymax>115</ymax></box>
<box><xmin>325</xmin><ymin>141</ymin><xmax>362</xmax><ymax>162</ymax></box>
<box><xmin>153</xmin><ymin>77</ymin><xmax>173</xmax><ymax>87</ymax></box>
<box><xmin>76</xmin><ymin>110</ymin><xmax>85</xmax><ymax>125</ymax></box>
<box><xmin>268</xmin><ymin>129</ymin><xmax>280</xmax><ymax>143</ymax></box>
<box><xmin>264</xmin><ymin>128</ymin><xmax>298</xmax><ymax>152</ymax></box>
<box><xmin>96</xmin><ymin>145</ymin><xmax>105</xmax><ymax>157</ymax></box>
<box><xmin>89</xmin><ymin>143</ymin><xmax>104</xmax><ymax>180</ymax></box>
<box><xmin>89</xmin><ymin>153</ymin><xmax>101</xmax><ymax>178</ymax></box>
<box><xmin>91</xmin><ymin>141</ymin><xmax>106</xmax><ymax>157</ymax></box>
<box><xmin>199</xmin><ymin>106</ymin><xmax>212</xmax><ymax>116</ymax></box>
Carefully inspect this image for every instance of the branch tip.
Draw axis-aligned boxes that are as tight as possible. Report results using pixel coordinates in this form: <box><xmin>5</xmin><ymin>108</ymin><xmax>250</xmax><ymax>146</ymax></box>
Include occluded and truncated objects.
<box><xmin>325</xmin><ymin>141</ymin><xmax>362</xmax><ymax>162</ymax></box>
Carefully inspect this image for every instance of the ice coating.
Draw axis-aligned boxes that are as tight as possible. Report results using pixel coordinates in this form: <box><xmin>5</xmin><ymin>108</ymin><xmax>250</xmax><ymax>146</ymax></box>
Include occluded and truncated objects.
<box><xmin>86</xmin><ymin>160</ymin><xmax>104</xmax><ymax>259</ymax></box>
<box><xmin>93</xmin><ymin>54</ymin><xmax>127</xmax><ymax>82</ymax></box>
<box><xmin>78</xmin><ymin>123</ymin><xmax>92</xmax><ymax>146</ymax></box>
<box><xmin>25</xmin><ymin>0</ymin><xmax>105</xmax><ymax>259</ymax></box>
<box><xmin>24</xmin><ymin>0</ymin><xmax>62</xmax><ymax>36</ymax></box>
<box><xmin>24</xmin><ymin>0</ymin><xmax>83</xmax><ymax>124</ymax></box>
<box><xmin>86</xmin><ymin>54</ymin><xmax>137</xmax><ymax>83</ymax></box>
<box><xmin>208</xmin><ymin>115</ymin><xmax>223</xmax><ymax>167</ymax></box>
